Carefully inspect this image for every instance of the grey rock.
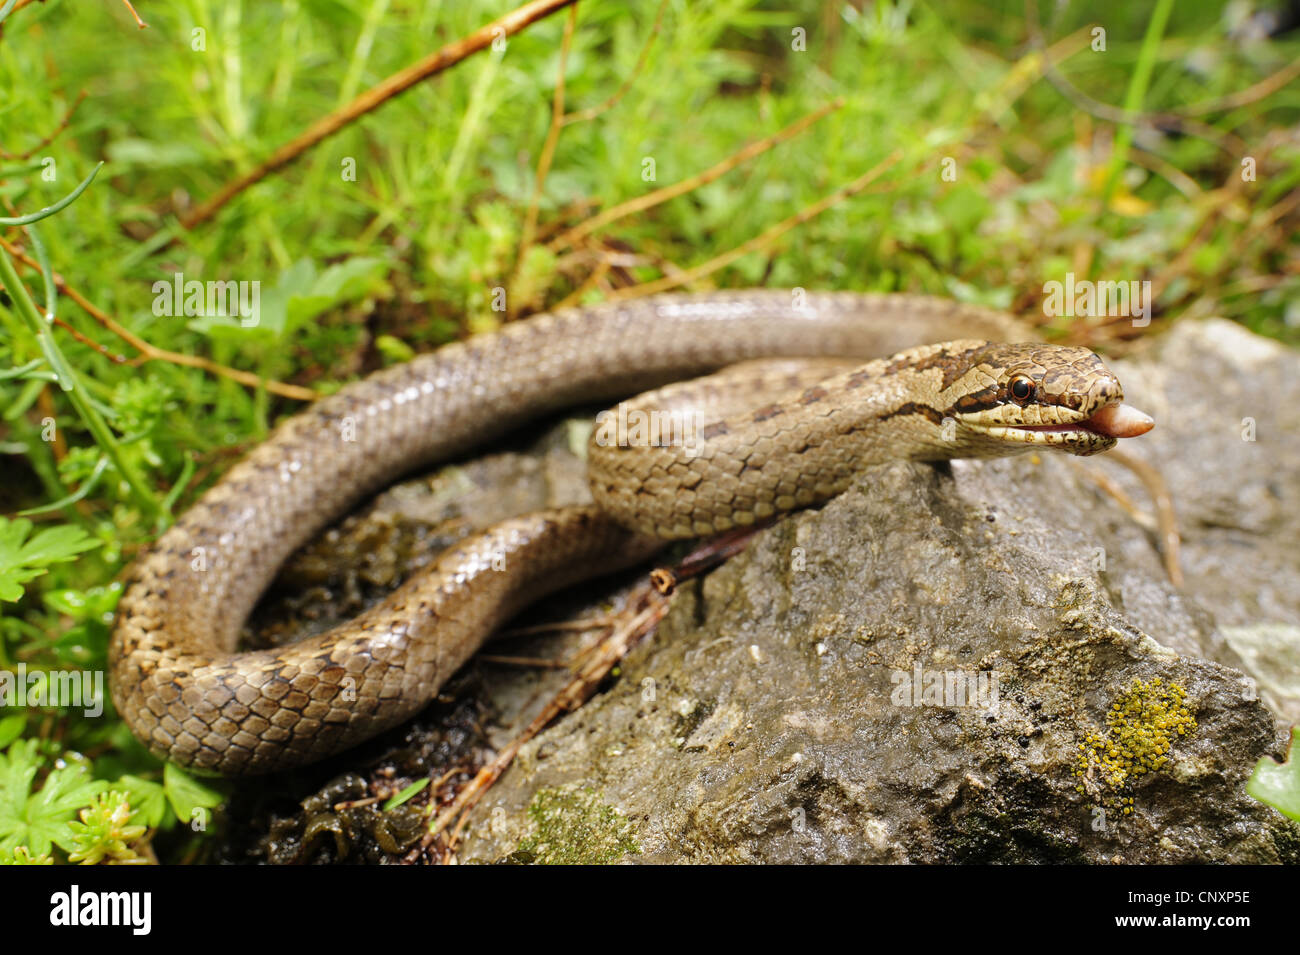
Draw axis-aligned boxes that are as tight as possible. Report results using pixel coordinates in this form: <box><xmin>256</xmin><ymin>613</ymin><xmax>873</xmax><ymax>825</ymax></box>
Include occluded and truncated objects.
<box><xmin>451</xmin><ymin>319</ymin><xmax>1299</xmax><ymax>864</ymax></box>
<box><xmin>238</xmin><ymin>319</ymin><xmax>1300</xmax><ymax>864</ymax></box>
<box><xmin>1109</xmin><ymin>319</ymin><xmax>1300</xmax><ymax>721</ymax></box>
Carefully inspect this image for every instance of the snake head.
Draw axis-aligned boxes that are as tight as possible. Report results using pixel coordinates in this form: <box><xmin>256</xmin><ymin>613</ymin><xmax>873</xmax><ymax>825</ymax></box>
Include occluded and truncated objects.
<box><xmin>948</xmin><ymin>343</ymin><xmax>1153</xmax><ymax>456</ymax></box>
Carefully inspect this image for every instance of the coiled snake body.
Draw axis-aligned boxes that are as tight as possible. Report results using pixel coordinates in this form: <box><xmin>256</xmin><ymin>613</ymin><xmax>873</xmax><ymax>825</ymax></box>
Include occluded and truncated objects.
<box><xmin>110</xmin><ymin>292</ymin><xmax>1153</xmax><ymax>774</ymax></box>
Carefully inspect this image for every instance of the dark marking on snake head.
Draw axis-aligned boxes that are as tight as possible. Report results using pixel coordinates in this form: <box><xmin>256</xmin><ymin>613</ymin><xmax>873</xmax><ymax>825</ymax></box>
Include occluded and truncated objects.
<box><xmin>701</xmin><ymin>422</ymin><xmax>730</xmax><ymax>440</ymax></box>
<box><xmin>752</xmin><ymin>404</ymin><xmax>784</xmax><ymax>422</ymax></box>
<box><xmin>878</xmin><ymin>402</ymin><xmax>946</xmax><ymax>426</ymax></box>
<box><xmin>951</xmin><ymin>386</ymin><xmax>1000</xmax><ymax>414</ymax></box>
<box><xmin>886</xmin><ymin>343</ymin><xmax>992</xmax><ymax>391</ymax></box>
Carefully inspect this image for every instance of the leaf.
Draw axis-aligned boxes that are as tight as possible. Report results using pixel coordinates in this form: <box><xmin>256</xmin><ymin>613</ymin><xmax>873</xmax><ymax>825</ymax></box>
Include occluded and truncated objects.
<box><xmin>0</xmin><ymin>845</ymin><xmax>52</xmax><ymax>864</ymax></box>
<box><xmin>311</xmin><ymin>257</ymin><xmax>389</xmax><ymax>301</ymax></box>
<box><xmin>382</xmin><ymin>778</ymin><xmax>429</xmax><ymax>811</ymax></box>
<box><xmin>1248</xmin><ymin>728</ymin><xmax>1300</xmax><ymax>822</ymax></box>
<box><xmin>282</xmin><ymin>257</ymin><xmax>390</xmax><ymax>334</ymax></box>
<box><xmin>0</xmin><ymin>516</ymin><xmax>101</xmax><ymax>602</ymax></box>
<box><xmin>31</xmin><ymin>763</ymin><xmax>109</xmax><ymax>853</ymax></box>
<box><xmin>374</xmin><ymin>334</ymin><xmax>415</xmax><ymax>364</ymax></box>
<box><xmin>18</xmin><ymin>454</ymin><xmax>108</xmax><ymax>516</ymax></box>
<box><xmin>188</xmin><ymin>256</ymin><xmax>389</xmax><ymax>340</ymax></box>
<box><xmin>116</xmin><ymin>774</ymin><xmax>169</xmax><ymax>829</ymax></box>
<box><xmin>0</xmin><ymin>740</ymin><xmax>106</xmax><ymax>856</ymax></box>
<box><xmin>0</xmin><ymin>358</ymin><xmax>46</xmax><ymax>381</ymax></box>
<box><xmin>0</xmin><ymin>715</ymin><xmax>25</xmax><ymax>750</ymax></box>
<box><xmin>106</xmin><ymin>138</ymin><xmax>205</xmax><ymax>169</ymax></box>
<box><xmin>44</xmin><ymin>583</ymin><xmax>122</xmax><ymax>621</ymax></box>
<box><xmin>163</xmin><ymin>762</ymin><xmax>224</xmax><ymax>827</ymax></box>
<box><xmin>0</xmin><ymin>162</ymin><xmax>103</xmax><ymax>226</ymax></box>
<box><xmin>0</xmin><ymin>740</ymin><xmax>41</xmax><ymax>848</ymax></box>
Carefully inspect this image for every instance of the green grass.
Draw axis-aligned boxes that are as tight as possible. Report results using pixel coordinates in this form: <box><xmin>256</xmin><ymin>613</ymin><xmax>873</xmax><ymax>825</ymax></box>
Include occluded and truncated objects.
<box><xmin>0</xmin><ymin>0</ymin><xmax>1297</xmax><ymax>863</ymax></box>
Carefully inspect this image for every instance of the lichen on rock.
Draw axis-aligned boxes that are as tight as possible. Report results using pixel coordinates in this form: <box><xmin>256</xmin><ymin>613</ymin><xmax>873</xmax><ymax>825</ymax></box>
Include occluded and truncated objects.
<box><xmin>1074</xmin><ymin>677</ymin><xmax>1198</xmax><ymax>808</ymax></box>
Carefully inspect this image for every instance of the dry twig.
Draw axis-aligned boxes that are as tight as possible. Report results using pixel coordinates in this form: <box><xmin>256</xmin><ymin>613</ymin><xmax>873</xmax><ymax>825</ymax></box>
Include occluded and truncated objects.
<box><xmin>601</xmin><ymin>150</ymin><xmax>901</xmax><ymax>301</ymax></box>
<box><xmin>410</xmin><ymin>581</ymin><xmax>669</xmax><ymax>861</ymax></box>
<box><xmin>0</xmin><ymin>91</ymin><xmax>87</xmax><ymax>161</ymax></box>
<box><xmin>179</xmin><ymin>0</ymin><xmax>580</xmax><ymax>230</ymax></box>
<box><xmin>1080</xmin><ymin>449</ymin><xmax>1184</xmax><ymax>588</ymax></box>
<box><xmin>546</xmin><ymin>98</ymin><xmax>846</xmax><ymax>254</ymax></box>
<box><xmin>1</xmin><ymin>237</ymin><xmax>318</xmax><ymax>401</ymax></box>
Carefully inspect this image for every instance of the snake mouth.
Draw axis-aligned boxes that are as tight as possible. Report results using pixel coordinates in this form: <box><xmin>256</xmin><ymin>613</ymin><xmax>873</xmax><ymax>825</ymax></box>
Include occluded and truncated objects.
<box><xmin>1015</xmin><ymin>402</ymin><xmax>1154</xmax><ymax>440</ymax></box>
<box><xmin>973</xmin><ymin>401</ymin><xmax>1154</xmax><ymax>454</ymax></box>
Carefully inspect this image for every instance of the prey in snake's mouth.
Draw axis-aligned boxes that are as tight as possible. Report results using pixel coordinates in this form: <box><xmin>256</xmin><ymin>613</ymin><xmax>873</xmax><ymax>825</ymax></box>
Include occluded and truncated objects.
<box><xmin>949</xmin><ymin>342</ymin><xmax>1154</xmax><ymax>456</ymax></box>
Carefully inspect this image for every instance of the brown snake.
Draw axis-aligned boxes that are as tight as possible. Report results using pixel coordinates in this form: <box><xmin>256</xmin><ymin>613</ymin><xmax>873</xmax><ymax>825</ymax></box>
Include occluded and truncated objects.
<box><xmin>109</xmin><ymin>291</ymin><xmax>1153</xmax><ymax>775</ymax></box>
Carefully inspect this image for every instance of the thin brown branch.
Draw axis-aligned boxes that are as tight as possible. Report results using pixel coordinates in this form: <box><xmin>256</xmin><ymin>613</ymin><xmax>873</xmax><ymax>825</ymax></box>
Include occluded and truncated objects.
<box><xmin>1</xmin><ymin>237</ymin><xmax>319</xmax><ymax>401</ymax></box>
<box><xmin>118</xmin><ymin>0</ymin><xmax>147</xmax><ymax>29</ymax></box>
<box><xmin>50</xmin><ymin>315</ymin><xmax>130</xmax><ymax>363</ymax></box>
<box><xmin>0</xmin><ymin>91</ymin><xmax>87</xmax><ymax>161</ymax></box>
<box><xmin>1206</xmin><ymin>187</ymin><xmax>1300</xmax><ymax>304</ymax></box>
<box><xmin>418</xmin><ymin>582</ymin><xmax>669</xmax><ymax>858</ymax></box>
<box><xmin>1</xmin><ymin>0</ymin><xmax>40</xmax><ymax>19</ymax></box>
<box><xmin>560</xmin><ymin>0</ymin><xmax>668</xmax><ymax>127</ymax></box>
<box><xmin>549</xmin><ymin>254</ymin><xmax>611</xmax><ymax>312</ymax></box>
<box><xmin>545</xmin><ymin>98</ymin><xmax>845</xmax><ymax>253</ymax></box>
<box><xmin>1075</xmin><ymin>455</ymin><xmax>1182</xmax><ymax>588</ymax></box>
<box><xmin>515</xmin><ymin>4</ymin><xmax>579</xmax><ymax>274</ymax></box>
<box><xmin>982</xmin><ymin>23</ymin><xmax>1095</xmax><ymax>119</ymax></box>
<box><xmin>532</xmin><ymin>196</ymin><xmax>601</xmax><ymax>243</ymax></box>
<box><xmin>511</xmin><ymin>1</ymin><xmax>669</xmax><ymax>313</ymax></box>
<box><xmin>179</xmin><ymin>0</ymin><xmax>579</xmax><ymax>231</ymax></box>
<box><xmin>1146</xmin><ymin>173</ymin><xmax>1247</xmax><ymax>303</ymax></box>
<box><xmin>601</xmin><ymin>150</ymin><xmax>902</xmax><ymax>302</ymax></box>
<box><xmin>496</xmin><ymin>615</ymin><xmax>618</xmax><ymax>638</ymax></box>
<box><xmin>651</xmin><ymin>524</ymin><xmax>767</xmax><ymax>595</ymax></box>
<box><xmin>1076</xmin><ymin>461</ymin><xmax>1156</xmax><ymax>531</ymax></box>
<box><xmin>1126</xmin><ymin>146</ymin><xmax>1201</xmax><ymax>199</ymax></box>
<box><xmin>2</xmin><ymin>1</ymin><xmax>144</xmax><ymax>31</ymax></box>
<box><xmin>1180</xmin><ymin>59</ymin><xmax>1300</xmax><ymax>116</ymax></box>
<box><xmin>425</xmin><ymin>521</ymin><xmax>779</xmax><ymax>859</ymax></box>
<box><xmin>476</xmin><ymin>655</ymin><xmax>571</xmax><ymax>669</ymax></box>
<box><xmin>1253</xmin><ymin>185</ymin><xmax>1300</xmax><ymax>230</ymax></box>
<box><xmin>1024</xmin><ymin>0</ymin><xmax>1248</xmax><ymax>156</ymax></box>
<box><xmin>1102</xmin><ymin>449</ymin><xmax>1183</xmax><ymax>588</ymax></box>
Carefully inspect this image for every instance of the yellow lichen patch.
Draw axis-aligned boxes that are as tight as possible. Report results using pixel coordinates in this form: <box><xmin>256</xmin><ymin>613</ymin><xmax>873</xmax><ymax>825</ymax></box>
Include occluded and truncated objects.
<box><xmin>1074</xmin><ymin>677</ymin><xmax>1197</xmax><ymax>811</ymax></box>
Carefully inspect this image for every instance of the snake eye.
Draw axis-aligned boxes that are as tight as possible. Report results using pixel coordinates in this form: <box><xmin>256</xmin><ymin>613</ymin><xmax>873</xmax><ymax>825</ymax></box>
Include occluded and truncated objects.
<box><xmin>1009</xmin><ymin>376</ymin><xmax>1035</xmax><ymax>402</ymax></box>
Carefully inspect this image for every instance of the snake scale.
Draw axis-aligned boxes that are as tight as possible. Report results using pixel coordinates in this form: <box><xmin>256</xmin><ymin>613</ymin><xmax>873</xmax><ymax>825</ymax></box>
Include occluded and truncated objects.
<box><xmin>109</xmin><ymin>291</ymin><xmax>1153</xmax><ymax>774</ymax></box>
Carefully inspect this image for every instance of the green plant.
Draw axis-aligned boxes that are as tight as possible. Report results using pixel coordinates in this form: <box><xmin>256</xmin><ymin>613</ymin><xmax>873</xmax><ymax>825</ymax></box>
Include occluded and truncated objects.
<box><xmin>1248</xmin><ymin>728</ymin><xmax>1300</xmax><ymax>823</ymax></box>
<box><xmin>0</xmin><ymin>737</ymin><xmax>223</xmax><ymax>864</ymax></box>
<box><xmin>65</xmin><ymin>790</ymin><xmax>148</xmax><ymax>864</ymax></box>
<box><xmin>0</xmin><ymin>516</ymin><xmax>100</xmax><ymax>603</ymax></box>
